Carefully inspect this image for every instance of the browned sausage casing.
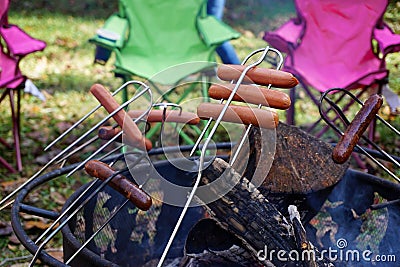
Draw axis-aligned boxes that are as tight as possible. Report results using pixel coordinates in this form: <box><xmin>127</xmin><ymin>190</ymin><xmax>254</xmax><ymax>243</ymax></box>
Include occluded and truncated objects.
<box><xmin>217</xmin><ymin>64</ymin><xmax>299</xmax><ymax>88</ymax></box>
<box><xmin>128</xmin><ymin>110</ymin><xmax>200</xmax><ymax>125</ymax></box>
<box><xmin>208</xmin><ymin>83</ymin><xmax>291</xmax><ymax>110</ymax></box>
<box><xmin>332</xmin><ymin>94</ymin><xmax>383</xmax><ymax>164</ymax></box>
<box><xmin>98</xmin><ymin>126</ymin><xmax>122</xmax><ymax>141</ymax></box>
<box><xmin>197</xmin><ymin>103</ymin><xmax>279</xmax><ymax>129</ymax></box>
<box><xmin>85</xmin><ymin>160</ymin><xmax>152</xmax><ymax>211</ymax></box>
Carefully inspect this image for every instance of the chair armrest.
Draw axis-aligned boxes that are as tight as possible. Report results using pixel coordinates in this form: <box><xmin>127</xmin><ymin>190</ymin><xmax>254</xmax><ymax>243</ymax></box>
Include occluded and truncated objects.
<box><xmin>263</xmin><ymin>18</ymin><xmax>304</xmax><ymax>54</ymax></box>
<box><xmin>89</xmin><ymin>14</ymin><xmax>128</xmax><ymax>50</ymax></box>
<box><xmin>196</xmin><ymin>15</ymin><xmax>240</xmax><ymax>47</ymax></box>
<box><xmin>373</xmin><ymin>23</ymin><xmax>400</xmax><ymax>56</ymax></box>
<box><xmin>0</xmin><ymin>25</ymin><xmax>46</xmax><ymax>57</ymax></box>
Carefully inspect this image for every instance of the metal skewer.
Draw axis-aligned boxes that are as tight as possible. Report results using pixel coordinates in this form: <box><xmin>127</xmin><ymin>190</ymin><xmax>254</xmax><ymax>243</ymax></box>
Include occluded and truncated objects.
<box><xmin>230</xmin><ymin>48</ymin><xmax>284</xmax><ymax>165</ymax></box>
<box><xmin>0</xmin><ymin>81</ymin><xmax>150</xmax><ymax>210</ymax></box>
<box><xmin>189</xmin><ymin>47</ymin><xmax>284</xmax><ymax>158</ymax></box>
<box><xmin>319</xmin><ymin>88</ymin><xmax>399</xmax><ymax>182</ymax></box>
<box><xmin>157</xmin><ymin>46</ymin><xmax>272</xmax><ymax>267</ymax></box>
<box><xmin>29</xmin><ymin>150</ymin><xmax>151</xmax><ymax>266</ymax></box>
<box><xmin>64</xmin><ymin>154</ymin><xmax>153</xmax><ymax>265</ymax></box>
<box><xmin>44</xmin><ymin>81</ymin><xmax>140</xmax><ymax>151</ymax></box>
<box><xmin>30</xmin><ymin>83</ymin><xmax>155</xmax><ymax>265</ymax></box>
<box><xmin>152</xmin><ymin>102</ymin><xmax>182</xmax><ymax>147</ymax></box>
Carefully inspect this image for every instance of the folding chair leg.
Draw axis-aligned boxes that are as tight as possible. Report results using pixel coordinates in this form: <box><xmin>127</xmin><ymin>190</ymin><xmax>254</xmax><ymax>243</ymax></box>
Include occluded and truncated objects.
<box><xmin>9</xmin><ymin>89</ymin><xmax>22</xmax><ymax>172</ymax></box>
<box><xmin>16</xmin><ymin>88</ymin><xmax>22</xmax><ymax>171</ymax></box>
<box><xmin>286</xmin><ymin>85</ymin><xmax>296</xmax><ymax>125</ymax></box>
<box><xmin>201</xmin><ymin>73</ymin><xmax>210</xmax><ymax>102</ymax></box>
<box><xmin>0</xmin><ymin>137</ymin><xmax>11</xmax><ymax>149</ymax></box>
<box><xmin>0</xmin><ymin>88</ymin><xmax>19</xmax><ymax>173</ymax></box>
<box><xmin>0</xmin><ymin>156</ymin><xmax>17</xmax><ymax>173</ymax></box>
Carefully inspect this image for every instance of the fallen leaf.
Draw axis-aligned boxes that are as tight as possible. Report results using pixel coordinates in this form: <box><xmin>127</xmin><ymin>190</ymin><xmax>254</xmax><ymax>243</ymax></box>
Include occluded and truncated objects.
<box><xmin>48</xmin><ymin>248</ymin><xmax>64</xmax><ymax>262</ymax></box>
<box><xmin>50</xmin><ymin>191</ymin><xmax>66</xmax><ymax>205</ymax></box>
<box><xmin>0</xmin><ymin>221</ymin><xmax>13</xmax><ymax>236</ymax></box>
<box><xmin>0</xmin><ymin>179</ymin><xmax>27</xmax><ymax>192</ymax></box>
<box><xmin>7</xmin><ymin>243</ymin><xmax>18</xmax><ymax>251</ymax></box>
<box><xmin>8</xmin><ymin>233</ymin><xmax>20</xmax><ymax>244</ymax></box>
<box><xmin>55</xmin><ymin>121</ymin><xmax>73</xmax><ymax>133</ymax></box>
<box><xmin>24</xmin><ymin>221</ymin><xmax>55</xmax><ymax>230</ymax></box>
<box><xmin>10</xmin><ymin>263</ymin><xmax>30</xmax><ymax>267</ymax></box>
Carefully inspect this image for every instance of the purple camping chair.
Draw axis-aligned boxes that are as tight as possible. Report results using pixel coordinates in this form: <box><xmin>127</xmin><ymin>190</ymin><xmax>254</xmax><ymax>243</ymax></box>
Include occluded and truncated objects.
<box><xmin>0</xmin><ymin>0</ymin><xmax>46</xmax><ymax>173</ymax></box>
<box><xmin>263</xmin><ymin>0</ymin><xmax>400</xmax><ymax>138</ymax></box>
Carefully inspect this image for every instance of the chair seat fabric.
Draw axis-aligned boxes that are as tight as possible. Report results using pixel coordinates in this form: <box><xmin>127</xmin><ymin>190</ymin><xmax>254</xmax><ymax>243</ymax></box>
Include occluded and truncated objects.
<box><xmin>0</xmin><ymin>52</ymin><xmax>24</xmax><ymax>88</ymax></box>
<box><xmin>0</xmin><ymin>25</ymin><xmax>46</xmax><ymax>57</ymax></box>
<box><xmin>115</xmin><ymin>46</ymin><xmax>216</xmax><ymax>84</ymax></box>
<box><xmin>0</xmin><ymin>0</ymin><xmax>47</xmax><ymax>172</ymax></box>
<box><xmin>91</xmin><ymin>0</ymin><xmax>239</xmax><ymax>85</ymax></box>
<box><xmin>264</xmin><ymin>0</ymin><xmax>399</xmax><ymax>93</ymax></box>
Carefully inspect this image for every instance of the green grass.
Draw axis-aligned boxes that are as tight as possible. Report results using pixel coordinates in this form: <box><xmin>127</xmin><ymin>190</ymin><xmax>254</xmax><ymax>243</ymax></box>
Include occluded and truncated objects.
<box><xmin>1</xmin><ymin>5</ymin><xmax>397</xmax><ymax>179</ymax></box>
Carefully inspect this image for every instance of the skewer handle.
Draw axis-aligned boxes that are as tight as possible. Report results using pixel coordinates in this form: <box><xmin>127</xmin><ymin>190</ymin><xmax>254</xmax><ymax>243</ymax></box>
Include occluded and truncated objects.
<box><xmin>217</xmin><ymin>64</ymin><xmax>299</xmax><ymax>88</ymax></box>
<box><xmin>197</xmin><ymin>103</ymin><xmax>279</xmax><ymax>129</ymax></box>
<box><xmin>208</xmin><ymin>83</ymin><xmax>291</xmax><ymax>110</ymax></box>
<box><xmin>332</xmin><ymin>94</ymin><xmax>383</xmax><ymax>164</ymax></box>
<box><xmin>90</xmin><ymin>84</ymin><xmax>145</xmax><ymax>149</ymax></box>
<box><xmin>85</xmin><ymin>160</ymin><xmax>152</xmax><ymax>211</ymax></box>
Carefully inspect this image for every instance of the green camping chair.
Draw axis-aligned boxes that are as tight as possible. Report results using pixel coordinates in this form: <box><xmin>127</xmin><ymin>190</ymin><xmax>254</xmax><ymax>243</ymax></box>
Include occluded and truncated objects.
<box><xmin>90</xmin><ymin>0</ymin><xmax>240</xmax><ymax>144</ymax></box>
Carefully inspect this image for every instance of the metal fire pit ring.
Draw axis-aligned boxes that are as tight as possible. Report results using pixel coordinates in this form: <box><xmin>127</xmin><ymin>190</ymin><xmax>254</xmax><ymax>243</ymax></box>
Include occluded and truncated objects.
<box><xmin>60</xmin><ymin>157</ymin><xmax>220</xmax><ymax>267</ymax></box>
<box><xmin>11</xmin><ymin>160</ymin><xmax>86</xmax><ymax>267</ymax></box>
<box><xmin>10</xmin><ymin>142</ymin><xmax>400</xmax><ymax>266</ymax></box>
<box><xmin>10</xmin><ymin>143</ymin><xmax>233</xmax><ymax>266</ymax></box>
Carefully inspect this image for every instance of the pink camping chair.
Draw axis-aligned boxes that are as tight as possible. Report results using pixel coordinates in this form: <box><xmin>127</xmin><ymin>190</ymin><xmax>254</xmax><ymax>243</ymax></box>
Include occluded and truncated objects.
<box><xmin>263</xmin><ymin>0</ymin><xmax>400</xmax><ymax>137</ymax></box>
<box><xmin>0</xmin><ymin>0</ymin><xmax>46</xmax><ymax>172</ymax></box>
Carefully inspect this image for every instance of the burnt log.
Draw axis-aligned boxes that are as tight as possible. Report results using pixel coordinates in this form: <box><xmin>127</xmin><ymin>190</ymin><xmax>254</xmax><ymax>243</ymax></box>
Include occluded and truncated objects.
<box><xmin>194</xmin><ymin>158</ymin><xmax>333</xmax><ymax>267</ymax></box>
<box><xmin>182</xmin><ymin>219</ymin><xmax>260</xmax><ymax>267</ymax></box>
<box><xmin>233</xmin><ymin>123</ymin><xmax>349</xmax><ymax>221</ymax></box>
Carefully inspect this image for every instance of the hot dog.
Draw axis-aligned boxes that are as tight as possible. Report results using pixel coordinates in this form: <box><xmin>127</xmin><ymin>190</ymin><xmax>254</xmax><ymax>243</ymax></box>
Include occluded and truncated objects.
<box><xmin>217</xmin><ymin>64</ymin><xmax>298</xmax><ymax>88</ymax></box>
<box><xmin>98</xmin><ymin>126</ymin><xmax>122</xmax><ymax>141</ymax></box>
<box><xmin>197</xmin><ymin>102</ymin><xmax>279</xmax><ymax>129</ymax></box>
<box><xmin>90</xmin><ymin>84</ymin><xmax>146</xmax><ymax>150</ymax></box>
<box><xmin>85</xmin><ymin>160</ymin><xmax>152</xmax><ymax>211</ymax></box>
<box><xmin>127</xmin><ymin>109</ymin><xmax>200</xmax><ymax>125</ymax></box>
<box><xmin>208</xmin><ymin>83</ymin><xmax>291</xmax><ymax>110</ymax></box>
<box><xmin>332</xmin><ymin>94</ymin><xmax>383</xmax><ymax>164</ymax></box>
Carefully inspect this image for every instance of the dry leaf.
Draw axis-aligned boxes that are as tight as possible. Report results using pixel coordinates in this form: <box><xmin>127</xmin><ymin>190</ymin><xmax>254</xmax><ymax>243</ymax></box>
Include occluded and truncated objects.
<box><xmin>50</xmin><ymin>191</ymin><xmax>66</xmax><ymax>205</ymax></box>
<box><xmin>55</xmin><ymin>121</ymin><xmax>73</xmax><ymax>133</ymax></box>
<box><xmin>0</xmin><ymin>221</ymin><xmax>13</xmax><ymax>236</ymax></box>
<box><xmin>48</xmin><ymin>248</ymin><xmax>64</xmax><ymax>262</ymax></box>
<box><xmin>10</xmin><ymin>263</ymin><xmax>29</xmax><ymax>267</ymax></box>
<box><xmin>24</xmin><ymin>221</ymin><xmax>54</xmax><ymax>230</ymax></box>
<box><xmin>7</xmin><ymin>243</ymin><xmax>18</xmax><ymax>251</ymax></box>
<box><xmin>0</xmin><ymin>179</ymin><xmax>27</xmax><ymax>192</ymax></box>
<box><xmin>8</xmin><ymin>233</ymin><xmax>21</xmax><ymax>244</ymax></box>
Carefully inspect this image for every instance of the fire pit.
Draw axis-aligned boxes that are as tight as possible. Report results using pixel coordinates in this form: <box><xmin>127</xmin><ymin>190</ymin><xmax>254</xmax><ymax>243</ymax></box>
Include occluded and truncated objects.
<box><xmin>10</xmin><ymin>146</ymin><xmax>230</xmax><ymax>267</ymax></box>
<box><xmin>6</xmin><ymin>47</ymin><xmax>399</xmax><ymax>266</ymax></box>
<box><xmin>10</xmin><ymin>138</ymin><xmax>400</xmax><ymax>267</ymax></box>
<box><xmin>61</xmin><ymin>157</ymin><xmax>206</xmax><ymax>267</ymax></box>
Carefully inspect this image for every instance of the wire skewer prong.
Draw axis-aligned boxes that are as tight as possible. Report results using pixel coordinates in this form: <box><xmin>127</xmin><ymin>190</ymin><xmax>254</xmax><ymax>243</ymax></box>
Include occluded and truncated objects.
<box><xmin>44</xmin><ymin>81</ymin><xmax>140</xmax><ymax>151</ymax></box>
<box><xmin>319</xmin><ymin>88</ymin><xmax>399</xmax><ymax>182</ymax></box>
<box><xmin>157</xmin><ymin>46</ymin><xmax>272</xmax><ymax>267</ymax></box>
<box><xmin>0</xmin><ymin>81</ymin><xmax>150</xmax><ymax>210</ymax></box>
